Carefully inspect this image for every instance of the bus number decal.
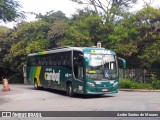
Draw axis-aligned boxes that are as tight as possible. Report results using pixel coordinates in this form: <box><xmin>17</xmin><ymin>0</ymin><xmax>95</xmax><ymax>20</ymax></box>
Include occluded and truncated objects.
<box><xmin>44</xmin><ymin>70</ymin><xmax>61</xmax><ymax>84</ymax></box>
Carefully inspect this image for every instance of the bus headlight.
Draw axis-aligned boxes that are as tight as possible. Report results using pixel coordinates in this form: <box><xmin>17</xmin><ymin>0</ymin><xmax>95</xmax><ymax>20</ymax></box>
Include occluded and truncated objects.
<box><xmin>87</xmin><ymin>82</ymin><xmax>95</xmax><ymax>87</ymax></box>
<box><xmin>113</xmin><ymin>82</ymin><xmax>118</xmax><ymax>88</ymax></box>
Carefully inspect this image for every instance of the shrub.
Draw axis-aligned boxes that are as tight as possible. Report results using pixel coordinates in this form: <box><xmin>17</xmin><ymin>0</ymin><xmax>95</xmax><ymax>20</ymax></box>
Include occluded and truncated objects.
<box><xmin>119</xmin><ymin>78</ymin><xmax>133</xmax><ymax>89</ymax></box>
<box><xmin>119</xmin><ymin>78</ymin><xmax>152</xmax><ymax>89</ymax></box>
<box><xmin>151</xmin><ymin>80</ymin><xmax>160</xmax><ymax>89</ymax></box>
<box><xmin>8</xmin><ymin>73</ymin><xmax>24</xmax><ymax>84</ymax></box>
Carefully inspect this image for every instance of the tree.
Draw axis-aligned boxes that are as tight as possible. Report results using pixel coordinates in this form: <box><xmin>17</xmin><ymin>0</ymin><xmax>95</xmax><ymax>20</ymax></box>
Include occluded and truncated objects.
<box><xmin>0</xmin><ymin>26</ymin><xmax>10</xmax><ymax>67</ymax></box>
<box><xmin>36</xmin><ymin>10</ymin><xmax>68</xmax><ymax>23</ymax></box>
<box><xmin>48</xmin><ymin>20</ymin><xmax>68</xmax><ymax>48</ymax></box>
<box><xmin>105</xmin><ymin>12</ymin><xmax>140</xmax><ymax>68</ymax></box>
<box><xmin>35</xmin><ymin>10</ymin><xmax>69</xmax><ymax>48</ymax></box>
<box><xmin>4</xmin><ymin>20</ymin><xmax>49</xmax><ymax>72</ymax></box>
<box><xmin>4</xmin><ymin>10</ymin><xmax>69</xmax><ymax>72</ymax></box>
<box><xmin>0</xmin><ymin>25</ymin><xmax>12</xmax><ymax>78</ymax></box>
<box><xmin>107</xmin><ymin>7</ymin><xmax>160</xmax><ymax>68</ymax></box>
<box><xmin>71</xmin><ymin>0</ymin><xmax>138</xmax><ymax>13</ymax></box>
<box><xmin>61</xmin><ymin>10</ymin><xmax>104</xmax><ymax>47</ymax></box>
<box><xmin>134</xmin><ymin>7</ymin><xmax>160</xmax><ymax>68</ymax></box>
<box><xmin>0</xmin><ymin>0</ymin><xmax>24</xmax><ymax>22</ymax></box>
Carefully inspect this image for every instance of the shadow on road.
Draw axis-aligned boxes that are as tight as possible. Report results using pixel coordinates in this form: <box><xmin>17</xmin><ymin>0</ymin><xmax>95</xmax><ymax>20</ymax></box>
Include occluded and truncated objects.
<box><xmin>13</xmin><ymin>85</ymin><xmax>116</xmax><ymax>99</ymax></box>
<box><xmin>32</xmin><ymin>88</ymin><xmax>115</xmax><ymax>99</ymax></box>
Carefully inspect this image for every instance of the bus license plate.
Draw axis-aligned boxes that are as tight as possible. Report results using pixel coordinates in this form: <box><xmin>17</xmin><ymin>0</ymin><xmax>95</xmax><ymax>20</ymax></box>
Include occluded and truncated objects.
<box><xmin>102</xmin><ymin>88</ymin><xmax>108</xmax><ymax>92</ymax></box>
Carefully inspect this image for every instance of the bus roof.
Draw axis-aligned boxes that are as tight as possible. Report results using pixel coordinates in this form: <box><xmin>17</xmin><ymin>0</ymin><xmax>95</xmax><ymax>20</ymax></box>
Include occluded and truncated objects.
<box><xmin>28</xmin><ymin>47</ymin><xmax>116</xmax><ymax>56</ymax></box>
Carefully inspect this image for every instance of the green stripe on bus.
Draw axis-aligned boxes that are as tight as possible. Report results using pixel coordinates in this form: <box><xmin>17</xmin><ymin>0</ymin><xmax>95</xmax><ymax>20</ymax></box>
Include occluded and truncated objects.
<box><xmin>29</xmin><ymin>67</ymin><xmax>37</xmax><ymax>84</ymax></box>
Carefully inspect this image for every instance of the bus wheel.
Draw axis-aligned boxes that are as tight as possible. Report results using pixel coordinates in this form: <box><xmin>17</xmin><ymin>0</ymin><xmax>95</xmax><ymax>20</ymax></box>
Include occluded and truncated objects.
<box><xmin>34</xmin><ymin>80</ymin><xmax>40</xmax><ymax>90</ymax></box>
<box><xmin>67</xmin><ymin>83</ymin><xmax>74</xmax><ymax>97</ymax></box>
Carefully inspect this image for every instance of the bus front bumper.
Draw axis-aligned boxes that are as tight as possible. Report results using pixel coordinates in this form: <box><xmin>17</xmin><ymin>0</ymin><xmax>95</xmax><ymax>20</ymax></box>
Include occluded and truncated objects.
<box><xmin>85</xmin><ymin>90</ymin><xmax>118</xmax><ymax>95</ymax></box>
<box><xmin>85</xmin><ymin>81</ymin><xmax>119</xmax><ymax>95</ymax></box>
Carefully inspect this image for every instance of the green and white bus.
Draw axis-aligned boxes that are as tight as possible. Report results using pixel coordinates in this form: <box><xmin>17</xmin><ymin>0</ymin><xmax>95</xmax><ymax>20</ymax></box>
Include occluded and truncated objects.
<box><xmin>26</xmin><ymin>45</ymin><xmax>126</xmax><ymax>96</ymax></box>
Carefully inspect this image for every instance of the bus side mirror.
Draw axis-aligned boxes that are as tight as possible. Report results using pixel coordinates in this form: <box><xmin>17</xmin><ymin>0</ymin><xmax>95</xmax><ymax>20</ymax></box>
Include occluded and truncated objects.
<box><xmin>118</xmin><ymin>57</ymin><xmax>126</xmax><ymax>68</ymax></box>
<box><xmin>84</xmin><ymin>57</ymin><xmax>89</xmax><ymax>66</ymax></box>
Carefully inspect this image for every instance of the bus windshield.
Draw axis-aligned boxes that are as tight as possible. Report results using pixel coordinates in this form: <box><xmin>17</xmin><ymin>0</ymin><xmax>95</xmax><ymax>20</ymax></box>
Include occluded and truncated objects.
<box><xmin>84</xmin><ymin>54</ymin><xmax>118</xmax><ymax>80</ymax></box>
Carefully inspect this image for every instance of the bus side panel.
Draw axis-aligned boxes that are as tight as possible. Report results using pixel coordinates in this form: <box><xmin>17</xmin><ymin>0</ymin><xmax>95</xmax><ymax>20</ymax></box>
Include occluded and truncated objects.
<box><xmin>27</xmin><ymin>66</ymin><xmax>37</xmax><ymax>85</ymax></box>
<box><xmin>59</xmin><ymin>67</ymin><xmax>73</xmax><ymax>91</ymax></box>
<box><xmin>39</xmin><ymin>66</ymin><xmax>73</xmax><ymax>91</ymax></box>
<box><xmin>72</xmin><ymin>79</ymin><xmax>84</xmax><ymax>94</ymax></box>
<box><xmin>27</xmin><ymin>66</ymin><xmax>43</xmax><ymax>87</ymax></box>
<box><xmin>39</xmin><ymin>67</ymin><xmax>47</xmax><ymax>88</ymax></box>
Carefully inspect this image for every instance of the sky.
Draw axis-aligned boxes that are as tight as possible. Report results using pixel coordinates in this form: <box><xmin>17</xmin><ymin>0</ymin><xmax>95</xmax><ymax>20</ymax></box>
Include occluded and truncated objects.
<box><xmin>0</xmin><ymin>0</ymin><xmax>84</xmax><ymax>27</ymax></box>
<box><xmin>0</xmin><ymin>0</ymin><xmax>160</xmax><ymax>28</ymax></box>
<box><xmin>19</xmin><ymin>0</ymin><xmax>82</xmax><ymax>18</ymax></box>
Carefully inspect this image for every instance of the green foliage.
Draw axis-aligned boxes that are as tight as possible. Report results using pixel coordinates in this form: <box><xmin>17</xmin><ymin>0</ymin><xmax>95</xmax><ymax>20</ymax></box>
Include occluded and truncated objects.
<box><xmin>0</xmin><ymin>26</ymin><xmax>11</xmax><ymax>67</ymax></box>
<box><xmin>61</xmin><ymin>11</ymin><xmax>104</xmax><ymax>47</ymax></box>
<box><xmin>135</xmin><ymin>7</ymin><xmax>160</xmax><ymax>68</ymax></box>
<box><xmin>2</xmin><ymin>10</ymin><xmax>69</xmax><ymax>74</ymax></box>
<box><xmin>0</xmin><ymin>0</ymin><xmax>25</xmax><ymax>22</ymax></box>
<box><xmin>108</xmin><ymin>23</ymin><xmax>138</xmax><ymax>54</ymax></box>
<box><xmin>105</xmin><ymin>7</ymin><xmax>160</xmax><ymax>68</ymax></box>
<box><xmin>151</xmin><ymin>80</ymin><xmax>160</xmax><ymax>89</ymax></box>
<box><xmin>9</xmin><ymin>73</ymin><xmax>23</xmax><ymax>83</ymax></box>
<box><xmin>48</xmin><ymin>20</ymin><xmax>68</xmax><ymax>47</ymax></box>
<box><xmin>119</xmin><ymin>78</ymin><xmax>152</xmax><ymax>89</ymax></box>
<box><xmin>11</xmin><ymin>21</ymin><xmax>48</xmax><ymax>42</ymax></box>
<box><xmin>35</xmin><ymin>10</ymin><xmax>69</xmax><ymax>48</ymax></box>
<box><xmin>120</xmin><ymin>77</ymin><xmax>160</xmax><ymax>89</ymax></box>
<box><xmin>36</xmin><ymin>10</ymin><xmax>68</xmax><ymax>23</ymax></box>
<box><xmin>148</xmin><ymin>72</ymin><xmax>160</xmax><ymax>89</ymax></box>
<box><xmin>150</xmin><ymin>72</ymin><xmax>157</xmax><ymax>81</ymax></box>
<box><xmin>4</xmin><ymin>20</ymin><xmax>49</xmax><ymax>73</ymax></box>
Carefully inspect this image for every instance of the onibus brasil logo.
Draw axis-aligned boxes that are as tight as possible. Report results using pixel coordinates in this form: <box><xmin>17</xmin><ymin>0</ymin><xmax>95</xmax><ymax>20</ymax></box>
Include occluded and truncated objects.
<box><xmin>44</xmin><ymin>69</ymin><xmax>60</xmax><ymax>84</ymax></box>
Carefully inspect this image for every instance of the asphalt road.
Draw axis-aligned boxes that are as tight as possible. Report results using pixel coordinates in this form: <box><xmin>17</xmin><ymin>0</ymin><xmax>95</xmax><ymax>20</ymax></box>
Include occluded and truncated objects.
<box><xmin>0</xmin><ymin>84</ymin><xmax>160</xmax><ymax>120</ymax></box>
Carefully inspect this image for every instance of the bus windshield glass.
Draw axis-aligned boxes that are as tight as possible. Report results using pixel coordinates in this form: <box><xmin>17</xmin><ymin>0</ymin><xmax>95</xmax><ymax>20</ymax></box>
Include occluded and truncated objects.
<box><xmin>84</xmin><ymin>54</ymin><xmax>118</xmax><ymax>80</ymax></box>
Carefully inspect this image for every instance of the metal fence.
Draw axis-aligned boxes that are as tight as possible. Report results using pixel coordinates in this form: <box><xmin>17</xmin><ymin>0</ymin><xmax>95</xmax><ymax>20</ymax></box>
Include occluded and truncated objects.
<box><xmin>119</xmin><ymin>69</ymin><xmax>160</xmax><ymax>83</ymax></box>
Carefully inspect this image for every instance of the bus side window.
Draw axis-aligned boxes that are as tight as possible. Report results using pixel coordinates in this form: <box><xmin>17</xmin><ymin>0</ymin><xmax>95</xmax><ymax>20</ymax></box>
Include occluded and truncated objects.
<box><xmin>34</xmin><ymin>57</ymin><xmax>37</xmax><ymax>66</ymax></box>
<box><xmin>32</xmin><ymin>58</ymin><xmax>36</xmax><ymax>66</ymax></box>
<box><xmin>27</xmin><ymin>57</ymin><xmax>31</xmax><ymax>66</ymax></box>
<box><xmin>38</xmin><ymin>57</ymin><xmax>41</xmax><ymax>66</ymax></box>
<box><xmin>55</xmin><ymin>53</ymin><xmax>59</xmax><ymax>66</ymax></box>
<box><xmin>62</xmin><ymin>54</ymin><xmax>65</xmax><ymax>66</ymax></box>
<box><xmin>59</xmin><ymin>54</ymin><xmax>63</xmax><ymax>66</ymax></box>
<box><xmin>52</xmin><ymin>55</ymin><xmax>55</xmax><ymax>65</ymax></box>
<box><xmin>48</xmin><ymin>56</ymin><xmax>52</xmax><ymax>65</ymax></box>
<box><xmin>44</xmin><ymin>55</ymin><xmax>48</xmax><ymax>66</ymax></box>
<box><xmin>41</xmin><ymin>56</ymin><xmax>44</xmax><ymax>66</ymax></box>
<box><xmin>68</xmin><ymin>52</ymin><xmax>71</xmax><ymax>69</ymax></box>
<box><xmin>57</xmin><ymin>54</ymin><xmax>60</xmax><ymax>66</ymax></box>
<box><xmin>63</xmin><ymin>54</ymin><xmax>66</xmax><ymax>66</ymax></box>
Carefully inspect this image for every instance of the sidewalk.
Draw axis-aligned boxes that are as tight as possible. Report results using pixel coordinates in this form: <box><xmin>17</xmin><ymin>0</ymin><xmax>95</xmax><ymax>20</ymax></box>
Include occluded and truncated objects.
<box><xmin>119</xmin><ymin>89</ymin><xmax>160</xmax><ymax>92</ymax></box>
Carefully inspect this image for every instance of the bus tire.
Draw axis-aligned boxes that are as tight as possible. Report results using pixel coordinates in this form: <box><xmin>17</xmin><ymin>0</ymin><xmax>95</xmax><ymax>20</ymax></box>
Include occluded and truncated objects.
<box><xmin>34</xmin><ymin>79</ymin><xmax>41</xmax><ymax>90</ymax></box>
<box><xmin>66</xmin><ymin>83</ymin><xmax>74</xmax><ymax>97</ymax></box>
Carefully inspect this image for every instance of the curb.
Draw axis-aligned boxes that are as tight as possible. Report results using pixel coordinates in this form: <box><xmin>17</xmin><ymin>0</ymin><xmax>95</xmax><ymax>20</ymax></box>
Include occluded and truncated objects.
<box><xmin>119</xmin><ymin>89</ymin><xmax>160</xmax><ymax>92</ymax></box>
